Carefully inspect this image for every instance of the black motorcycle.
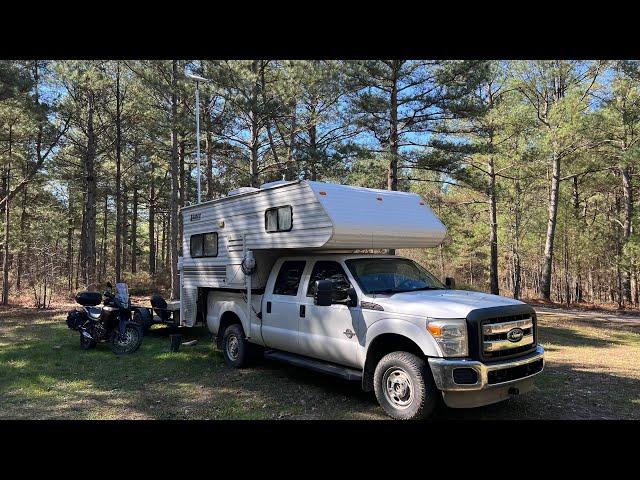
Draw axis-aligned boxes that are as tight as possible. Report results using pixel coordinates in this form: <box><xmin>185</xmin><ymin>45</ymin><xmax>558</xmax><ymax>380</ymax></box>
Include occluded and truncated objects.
<box><xmin>66</xmin><ymin>282</ymin><xmax>143</xmax><ymax>355</ymax></box>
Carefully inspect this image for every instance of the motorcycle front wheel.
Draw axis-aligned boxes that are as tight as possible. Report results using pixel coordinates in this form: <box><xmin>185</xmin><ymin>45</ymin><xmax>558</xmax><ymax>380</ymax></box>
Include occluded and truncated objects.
<box><xmin>110</xmin><ymin>324</ymin><xmax>143</xmax><ymax>355</ymax></box>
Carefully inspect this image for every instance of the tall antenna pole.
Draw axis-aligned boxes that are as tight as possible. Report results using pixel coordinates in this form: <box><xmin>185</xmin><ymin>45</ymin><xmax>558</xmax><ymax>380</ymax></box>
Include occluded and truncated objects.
<box><xmin>195</xmin><ymin>80</ymin><xmax>201</xmax><ymax>203</ymax></box>
<box><xmin>185</xmin><ymin>71</ymin><xmax>210</xmax><ymax>204</ymax></box>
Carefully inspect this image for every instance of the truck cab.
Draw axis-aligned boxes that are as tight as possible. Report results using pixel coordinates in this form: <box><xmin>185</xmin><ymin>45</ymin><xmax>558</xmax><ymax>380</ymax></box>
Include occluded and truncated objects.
<box><xmin>207</xmin><ymin>252</ymin><xmax>544</xmax><ymax>420</ymax></box>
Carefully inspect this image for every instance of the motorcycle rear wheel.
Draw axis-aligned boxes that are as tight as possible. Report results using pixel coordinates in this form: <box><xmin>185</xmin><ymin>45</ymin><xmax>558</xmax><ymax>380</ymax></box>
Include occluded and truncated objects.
<box><xmin>110</xmin><ymin>324</ymin><xmax>143</xmax><ymax>355</ymax></box>
<box><xmin>79</xmin><ymin>333</ymin><xmax>97</xmax><ymax>350</ymax></box>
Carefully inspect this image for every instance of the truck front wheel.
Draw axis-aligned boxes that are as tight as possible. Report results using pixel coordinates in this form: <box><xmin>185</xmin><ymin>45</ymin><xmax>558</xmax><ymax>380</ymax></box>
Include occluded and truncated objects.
<box><xmin>373</xmin><ymin>351</ymin><xmax>438</xmax><ymax>420</ymax></box>
<box><xmin>221</xmin><ymin>324</ymin><xmax>249</xmax><ymax>368</ymax></box>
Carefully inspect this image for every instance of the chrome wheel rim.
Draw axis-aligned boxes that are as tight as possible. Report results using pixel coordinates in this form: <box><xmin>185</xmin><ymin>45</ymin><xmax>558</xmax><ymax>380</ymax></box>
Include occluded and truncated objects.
<box><xmin>383</xmin><ymin>367</ymin><xmax>413</xmax><ymax>408</ymax></box>
<box><xmin>226</xmin><ymin>334</ymin><xmax>240</xmax><ymax>360</ymax></box>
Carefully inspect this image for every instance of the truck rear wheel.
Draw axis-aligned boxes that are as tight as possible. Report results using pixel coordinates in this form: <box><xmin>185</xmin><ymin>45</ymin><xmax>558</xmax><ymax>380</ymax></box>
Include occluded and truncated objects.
<box><xmin>221</xmin><ymin>324</ymin><xmax>249</xmax><ymax>368</ymax></box>
<box><xmin>373</xmin><ymin>351</ymin><xmax>437</xmax><ymax>420</ymax></box>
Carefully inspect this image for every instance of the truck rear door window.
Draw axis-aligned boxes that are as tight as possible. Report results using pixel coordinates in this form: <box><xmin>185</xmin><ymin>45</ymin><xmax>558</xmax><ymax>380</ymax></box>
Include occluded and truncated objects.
<box><xmin>307</xmin><ymin>261</ymin><xmax>351</xmax><ymax>302</ymax></box>
<box><xmin>190</xmin><ymin>232</ymin><xmax>218</xmax><ymax>258</ymax></box>
<box><xmin>265</xmin><ymin>205</ymin><xmax>293</xmax><ymax>232</ymax></box>
<box><xmin>273</xmin><ymin>260</ymin><xmax>306</xmax><ymax>296</ymax></box>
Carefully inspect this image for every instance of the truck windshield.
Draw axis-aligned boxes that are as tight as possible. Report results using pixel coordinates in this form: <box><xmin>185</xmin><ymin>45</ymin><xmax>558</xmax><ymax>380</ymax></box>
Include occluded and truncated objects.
<box><xmin>345</xmin><ymin>258</ymin><xmax>445</xmax><ymax>295</ymax></box>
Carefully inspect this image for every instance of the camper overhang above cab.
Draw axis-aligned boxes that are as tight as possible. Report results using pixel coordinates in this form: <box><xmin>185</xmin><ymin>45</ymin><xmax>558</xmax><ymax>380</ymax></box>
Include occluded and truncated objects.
<box><xmin>181</xmin><ymin>180</ymin><xmax>447</xmax><ymax>252</ymax></box>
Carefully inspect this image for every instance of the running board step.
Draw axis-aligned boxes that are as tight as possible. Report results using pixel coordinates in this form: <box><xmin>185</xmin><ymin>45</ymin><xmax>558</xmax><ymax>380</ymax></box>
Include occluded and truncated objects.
<box><xmin>263</xmin><ymin>349</ymin><xmax>362</xmax><ymax>381</ymax></box>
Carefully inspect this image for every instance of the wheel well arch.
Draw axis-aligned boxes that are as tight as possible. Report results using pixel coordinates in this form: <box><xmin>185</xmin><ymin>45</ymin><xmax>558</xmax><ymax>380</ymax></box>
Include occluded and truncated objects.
<box><xmin>362</xmin><ymin>333</ymin><xmax>424</xmax><ymax>392</ymax></box>
<box><xmin>216</xmin><ymin>311</ymin><xmax>243</xmax><ymax>349</ymax></box>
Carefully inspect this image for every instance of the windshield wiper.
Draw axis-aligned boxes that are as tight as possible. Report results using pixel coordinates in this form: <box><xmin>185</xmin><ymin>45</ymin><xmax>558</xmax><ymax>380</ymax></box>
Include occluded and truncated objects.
<box><xmin>369</xmin><ymin>286</ymin><xmax>443</xmax><ymax>295</ymax></box>
<box><xmin>368</xmin><ymin>288</ymin><xmax>402</xmax><ymax>295</ymax></box>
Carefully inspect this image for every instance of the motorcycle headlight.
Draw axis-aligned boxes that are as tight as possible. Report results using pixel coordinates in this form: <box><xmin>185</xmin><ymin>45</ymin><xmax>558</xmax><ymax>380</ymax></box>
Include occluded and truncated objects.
<box><xmin>427</xmin><ymin>318</ymin><xmax>468</xmax><ymax>357</ymax></box>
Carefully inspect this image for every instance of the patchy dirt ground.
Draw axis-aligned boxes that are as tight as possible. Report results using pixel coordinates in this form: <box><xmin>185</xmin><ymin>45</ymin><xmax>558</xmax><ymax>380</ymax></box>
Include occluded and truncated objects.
<box><xmin>0</xmin><ymin>305</ymin><xmax>638</xmax><ymax>420</ymax></box>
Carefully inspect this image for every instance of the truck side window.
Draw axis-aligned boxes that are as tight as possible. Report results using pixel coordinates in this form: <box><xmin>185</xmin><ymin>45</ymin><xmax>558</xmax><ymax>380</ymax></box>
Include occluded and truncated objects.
<box><xmin>307</xmin><ymin>261</ymin><xmax>351</xmax><ymax>302</ymax></box>
<box><xmin>273</xmin><ymin>260</ymin><xmax>306</xmax><ymax>296</ymax></box>
<box><xmin>265</xmin><ymin>205</ymin><xmax>293</xmax><ymax>232</ymax></box>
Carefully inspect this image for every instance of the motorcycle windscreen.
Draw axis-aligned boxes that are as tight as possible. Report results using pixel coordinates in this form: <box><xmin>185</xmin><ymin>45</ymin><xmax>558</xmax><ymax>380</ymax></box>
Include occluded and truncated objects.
<box><xmin>115</xmin><ymin>283</ymin><xmax>129</xmax><ymax>305</ymax></box>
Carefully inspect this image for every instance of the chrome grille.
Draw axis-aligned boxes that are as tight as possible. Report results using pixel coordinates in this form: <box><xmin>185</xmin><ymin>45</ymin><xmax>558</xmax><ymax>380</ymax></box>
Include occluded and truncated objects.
<box><xmin>481</xmin><ymin>314</ymin><xmax>536</xmax><ymax>360</ymax></box>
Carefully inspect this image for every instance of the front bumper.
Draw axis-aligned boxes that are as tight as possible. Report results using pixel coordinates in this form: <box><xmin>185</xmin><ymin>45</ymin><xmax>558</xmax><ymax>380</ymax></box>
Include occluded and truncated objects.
<box><xmin>428</xmin><ymin>345</ymin><xmax>544</xmax><ymax>408</ymax></box>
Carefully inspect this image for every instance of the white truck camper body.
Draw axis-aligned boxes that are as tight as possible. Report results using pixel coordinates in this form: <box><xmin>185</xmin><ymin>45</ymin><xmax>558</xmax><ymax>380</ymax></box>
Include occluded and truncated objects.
<box><xmin>176</xmin><ymin>180</ymin><xmax>544</xmax><ymax>420</ymax></box>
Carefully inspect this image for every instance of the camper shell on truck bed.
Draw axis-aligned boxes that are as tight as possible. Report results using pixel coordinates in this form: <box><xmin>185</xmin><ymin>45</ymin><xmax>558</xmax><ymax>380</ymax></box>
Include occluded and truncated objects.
<box><xmin>177</xmin><ymin>180</ymin><xmax>447</xmax><ymax>327</ymax></box>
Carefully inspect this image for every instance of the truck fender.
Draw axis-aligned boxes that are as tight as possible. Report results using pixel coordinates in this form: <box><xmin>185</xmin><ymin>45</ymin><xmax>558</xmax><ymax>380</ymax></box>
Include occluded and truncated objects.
<box><xmin>364</xmin><ymin>317</ymin><xmax>442</xmax><ymax>359</ymax></box>
<box><xmin>208</xmin><ymin>300</ymin><xmax>250</xmax><ymax>338</ymax></box>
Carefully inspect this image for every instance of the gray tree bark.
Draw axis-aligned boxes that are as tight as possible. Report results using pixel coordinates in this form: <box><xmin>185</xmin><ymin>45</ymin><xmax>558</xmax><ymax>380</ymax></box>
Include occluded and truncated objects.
<box><xmin>170</xmin><ymin>60</ymin><xmax>180</xmax><ymax>299</ymax></box>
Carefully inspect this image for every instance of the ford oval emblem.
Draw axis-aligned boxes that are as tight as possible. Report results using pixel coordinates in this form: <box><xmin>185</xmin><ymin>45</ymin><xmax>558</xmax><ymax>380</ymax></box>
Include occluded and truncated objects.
<box><xmin>507</xmin><ymin>328</ymin><xmax>524</xmax><ymax>343</ymax></box>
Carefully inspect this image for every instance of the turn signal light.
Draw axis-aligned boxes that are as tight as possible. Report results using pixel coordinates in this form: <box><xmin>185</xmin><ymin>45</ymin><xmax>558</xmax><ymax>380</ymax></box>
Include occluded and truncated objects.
<box><xmin>427</xmin><ymin>324</ymin><xmax>443</xmax><ymax>337</ymax></box>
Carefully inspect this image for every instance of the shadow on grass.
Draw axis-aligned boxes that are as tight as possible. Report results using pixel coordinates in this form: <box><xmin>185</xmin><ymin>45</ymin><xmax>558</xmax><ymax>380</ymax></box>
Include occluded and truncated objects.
<box><xmin>538</xmin><ymin>326</ymin><xmax>622</xmax><ymax>349</ymax></box>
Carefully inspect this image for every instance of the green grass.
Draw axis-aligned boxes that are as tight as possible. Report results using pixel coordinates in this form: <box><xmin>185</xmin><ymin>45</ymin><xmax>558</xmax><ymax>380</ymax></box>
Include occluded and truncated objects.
<box><xmin>0</xmin><ymin>308</ymin><xmax>382</xmax><ymax>420</ymax></box>
<box><xmin>1</xmin><ymin>306</ymin><xmax>639</xmax><ymax>420</ymax></box>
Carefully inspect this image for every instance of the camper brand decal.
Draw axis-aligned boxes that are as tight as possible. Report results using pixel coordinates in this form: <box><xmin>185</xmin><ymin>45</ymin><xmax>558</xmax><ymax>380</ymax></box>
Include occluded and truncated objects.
<box><xmin>190</xmin><ymin>213</ymin><xmax>201</xmax><ymax>222</ymax></box>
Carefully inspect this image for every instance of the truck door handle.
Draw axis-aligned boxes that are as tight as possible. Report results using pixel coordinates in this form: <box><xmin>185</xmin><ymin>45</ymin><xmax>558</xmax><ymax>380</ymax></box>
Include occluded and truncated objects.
<box><xmin>299</xmin><ymin>305</ymin><xmax>305</xmax><ymax>317</ymax></box>
<box><xmin>266</xmin><ymin>301</ymin><xmax>271</xmax><ymax>314</ymax></box>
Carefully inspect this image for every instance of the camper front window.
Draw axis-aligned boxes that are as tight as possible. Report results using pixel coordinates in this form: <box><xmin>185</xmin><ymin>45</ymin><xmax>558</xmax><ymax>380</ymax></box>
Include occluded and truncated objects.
<box><xmin>265</xmin><ymin>205</ymin><xmax>293</xmax><ymax>233</ymax></box>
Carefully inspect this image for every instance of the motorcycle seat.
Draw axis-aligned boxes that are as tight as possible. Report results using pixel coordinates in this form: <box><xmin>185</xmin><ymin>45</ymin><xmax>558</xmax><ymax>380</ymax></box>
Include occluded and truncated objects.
<box><xmin>86</xmin><ymin>307</ymin><xmax>102</xmax><ymax>319</ymax></box>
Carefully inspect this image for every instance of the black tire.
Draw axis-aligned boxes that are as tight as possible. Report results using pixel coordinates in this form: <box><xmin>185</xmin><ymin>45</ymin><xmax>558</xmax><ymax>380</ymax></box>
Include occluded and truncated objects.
<box><xmin>133</xmin><ymin>309</ymin><xmax>153</xmax><ymax>335</ymax></box>
<box><xmin>79</xmin><ymin>333</ymin><xmax>97</xmax><ymax>350</ymax></box>
<box><xmin>110</xmin><ymin>324</ymin><xmax>143</xmax><ymax>355</ymax></box>
<box><xmin>221</xmin><ymin>324</ymin><xmax>249</xmax><ymax>368</ymax></box>
<box><xmin>373</xmin><ymin>351</ymin><xmax>437</xmax><ymax>420</ymax></box>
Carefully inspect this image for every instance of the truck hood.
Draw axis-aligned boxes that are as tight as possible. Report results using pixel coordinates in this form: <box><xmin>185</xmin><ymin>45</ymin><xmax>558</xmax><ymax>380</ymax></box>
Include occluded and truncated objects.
<box><xmin>369</xmin><ymin>289</ymin><xmax>525</xmax><ymax>318</ymax></box>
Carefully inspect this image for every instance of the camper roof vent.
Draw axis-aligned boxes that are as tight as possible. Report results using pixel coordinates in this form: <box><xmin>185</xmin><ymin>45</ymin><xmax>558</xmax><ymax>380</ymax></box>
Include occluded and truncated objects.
<box><xmin>260</xmin><ymin>180</ymin><xmax>295</xmax><ymax>190</ymax></box>
<box><xmin>227</xmin><ymin>186</ymin><xmax>260</xmax><ymax>196</ymax></box>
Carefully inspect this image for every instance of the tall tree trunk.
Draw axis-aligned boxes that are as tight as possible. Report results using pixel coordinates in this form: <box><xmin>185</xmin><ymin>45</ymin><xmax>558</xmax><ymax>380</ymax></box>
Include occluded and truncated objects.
<box><xmin>488</xmin><ymin>155</ymin><xmax>499</xmax><ymax>295</ymax></box>
<box><xmin>387</xmin><ymin>60</ymin><xmax>400</xmax><ymax>256</ymax></box>
<box><xmin>205</xmin><ymin>117</ymin><xmax>214</xmax><ymax>200</ymax></box>
<box><xmin>16</xmin><ymin>183</ymin><xmax>27</xmax><ymax>291</ymax></box>
<box><xmin>84</xmin><ymin>92</ymin><xmax>97</xmax><ymax>289</ymax></box>
<box><xmin>99</xmin><ymin>193</ymin><xmax>108</xmax><ymax>282</ymax></box>
<box><xmin>114</xmin><ymin>62</ymin><xmax>123</xmax><ymax>283</ymax></box>
<box><xmin>170</xmin><ymin>60</ymin><xmax>181</xmax><ymax>299</ymax></box>
<box><xmin>148</xmin><ymin>160</ymin><xmax>156</xmax><ymax>275</ymax></box>
<box><xmin>122</xmin><ymin>181</ymin><xmax>128</xmax><ymax>271</ymax></box>
<box><xmin>388</xmin><ymin>60</ymin><xmax>400</xmax><ymax>192</ymax></box>
<box><xmin>179</xmin><ymin>138</ymin><xmax>185</xmax><ymax>255</ymax></box>
<box><xmin>308</xmin><ymin>113</ymin><xmax>318</xmax><ymax>181</ymax></box>
<box><xmin>621</xmin><ymin>165</ymin><xmax>633</xmax><ymax>303</ymax></box>
<box><xmin>67</xmin><ymin>183</ymin><xmax>74</xmax><ymax>291</ymax></box>
<box><xmin>512</xmin><ymin>176</ymin><xmax>522</xmax><ymax>299</ymax></box>
<box><xmin>131</xmin><ymin>177</ymin><xmax>138</xmax><ymax>274</ymax></box>
<box><xmin>2</xmin><ymin>127</ymin><xmax>12</xmax><ymax>305</ymax></box>
<box><xmin>540</xmin><ymin>149</ymin><xmax>560</xmax><ymax>300</ymax></box>
<box><xmin>249</xmin><ymin>59</ymin><xmax>260</xmax><ymax>188</ymax></box>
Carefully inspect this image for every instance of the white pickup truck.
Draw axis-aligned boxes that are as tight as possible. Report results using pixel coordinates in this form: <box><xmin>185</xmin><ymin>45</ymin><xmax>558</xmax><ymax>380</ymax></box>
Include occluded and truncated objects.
<box><xmin>206</xmin><ymin>253</ymin><xmax>544</xmax><ymax>420</ymax></box>
<box><xmin>176</xmin><ymin>180</ymin><xmax>544</xmax><ymax>419</ymax></box>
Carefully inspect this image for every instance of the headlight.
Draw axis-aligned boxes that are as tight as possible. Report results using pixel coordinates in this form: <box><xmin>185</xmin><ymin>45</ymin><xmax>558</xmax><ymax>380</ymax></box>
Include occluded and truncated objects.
<box><xmin>427</xmin><ymin>318</ymin><xmax>468</xmax><ymax>357</ymax></box>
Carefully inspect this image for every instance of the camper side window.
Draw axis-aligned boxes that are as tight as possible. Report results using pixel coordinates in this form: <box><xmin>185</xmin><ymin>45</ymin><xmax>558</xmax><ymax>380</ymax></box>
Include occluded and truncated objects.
<box><xmin>190</xmin><ymin>232</ymin><xmax>218</xmax><ymax>258</ymax></box>
<box><xmin>265</xmin><ymin>205</ymin><xmax>293</xmax><ymax>233</ymax></box>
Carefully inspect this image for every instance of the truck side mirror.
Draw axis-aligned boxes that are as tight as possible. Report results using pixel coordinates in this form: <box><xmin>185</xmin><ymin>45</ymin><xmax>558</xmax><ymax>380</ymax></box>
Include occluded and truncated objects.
<box><xmin>445</xmin><ymin>277</ymin><xmax>456</xmax><ymax>289</ymax></box>
<box><xmin>314</xmin><ymin>280</ymin><xmax>333</xmax><ymax>306</ymax></box>
<box><xmin>347</xmin><ymin>287</ymin><xmax>358</xmax><ymax>307</ymax></box>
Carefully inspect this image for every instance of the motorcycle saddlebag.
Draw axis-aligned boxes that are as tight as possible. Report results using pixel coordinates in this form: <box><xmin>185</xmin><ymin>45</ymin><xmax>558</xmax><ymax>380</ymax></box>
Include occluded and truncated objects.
<box><xmin>66</xmin><ymin>310</ymin><xmax>87</xmax><ymax>330</ymax></box>
<box><xmin>75</xmin><ymin>291</ymin><xmax>102</xmax><ymax>306</ymax></box>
